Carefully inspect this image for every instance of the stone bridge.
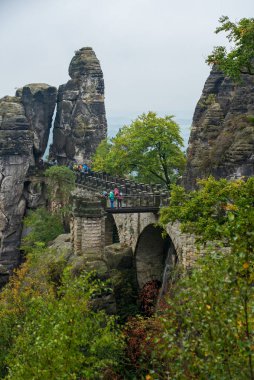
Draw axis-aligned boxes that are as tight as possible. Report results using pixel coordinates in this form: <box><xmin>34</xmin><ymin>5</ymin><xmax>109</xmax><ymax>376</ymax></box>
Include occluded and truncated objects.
<box><xmin>23</xmin><ymin>167</ymin><xmax>198</xmax><ymax>289</ymax></box>
<box><xmin>71</xmin><ymin>172</ymin><xmax>198</xmax><ymax>289</ymax></box>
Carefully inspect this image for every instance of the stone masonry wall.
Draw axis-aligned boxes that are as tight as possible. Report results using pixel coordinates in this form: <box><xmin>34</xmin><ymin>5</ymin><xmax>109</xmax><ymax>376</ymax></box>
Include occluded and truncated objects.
<box><xmin>70</xmin><ymin>188</ymin><xmax>201</xmax><ymax>287</ymax></box>
<box><xmin>113</xmin><ymin>213</ymin><xmax>198</xmax><ymax>269</ymax></box>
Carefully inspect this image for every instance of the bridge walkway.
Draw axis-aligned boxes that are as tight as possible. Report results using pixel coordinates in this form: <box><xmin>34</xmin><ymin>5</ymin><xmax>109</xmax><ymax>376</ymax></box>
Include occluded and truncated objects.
<box><xmin>75</xmin><ymin>171</ymin><xmax>170</xmax><ymax>213</ymax></box>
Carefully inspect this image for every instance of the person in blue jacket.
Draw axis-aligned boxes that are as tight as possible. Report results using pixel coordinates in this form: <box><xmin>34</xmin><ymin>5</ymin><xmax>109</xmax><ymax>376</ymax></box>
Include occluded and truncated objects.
<box><xmin>109</xmin><ymin>190</ymin><xmax>115</xmax><ymax>208</ymax></box>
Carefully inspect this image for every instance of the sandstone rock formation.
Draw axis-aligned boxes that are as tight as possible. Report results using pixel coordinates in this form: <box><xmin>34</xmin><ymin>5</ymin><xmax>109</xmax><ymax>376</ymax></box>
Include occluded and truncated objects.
<box><xmin>183</xmin><ymin>67</ymin><xmax>254</xmax><ymax>189</ymax></box>
<box><xmin>0</xmin><ymin>84</ymin><xmax>57</xmax><ymax>272</ymax></box>
<box><xmin>16</xmin><ymin>84</ymin><xmax>57</xmax><ymax>161</ymax></box>
<box><xmin>0</xmin><ymin>96</ymin><xmax>33</xmax><ymax>269</ymax></box>
<box><xmin>50</xmin><ymin>47</ymin><xmax>107</xmax><ymax>164</ymax></box>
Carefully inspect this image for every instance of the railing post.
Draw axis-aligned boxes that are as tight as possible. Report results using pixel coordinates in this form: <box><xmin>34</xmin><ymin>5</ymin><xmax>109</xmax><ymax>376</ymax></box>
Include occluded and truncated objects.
<box><xmin>154</xmin><ymin>191</ymin><xmax>160</xmax><ymax>207</ymax></box>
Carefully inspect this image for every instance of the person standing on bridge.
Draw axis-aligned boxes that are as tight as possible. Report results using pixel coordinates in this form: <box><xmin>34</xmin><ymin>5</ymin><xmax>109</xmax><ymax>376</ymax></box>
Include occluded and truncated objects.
<box><xmin>114</xmin><ymin>186</ymin><xmax>119</xmax><ymax>197</ymax></box>
<box><xmin>117</xmin><ymin>191</ymin><xmax>123</xmax><ymax>208</ymax></box>
<box><xmin>109</xmin><ymin>190</ymin><xmax>115</xmax><ymax>208</ymax></box>
<box><xmin>114</xmin><ymin>186</ymin><xmax>121</xmax><ymax>208</ymax></box>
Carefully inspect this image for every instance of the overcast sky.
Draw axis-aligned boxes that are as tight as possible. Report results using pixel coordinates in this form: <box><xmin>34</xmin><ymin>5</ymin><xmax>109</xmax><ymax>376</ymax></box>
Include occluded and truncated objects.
<box><xmin>0</xmin><ymin>0</ymin><xmax>253</xmax><ymax>132</ymax></box>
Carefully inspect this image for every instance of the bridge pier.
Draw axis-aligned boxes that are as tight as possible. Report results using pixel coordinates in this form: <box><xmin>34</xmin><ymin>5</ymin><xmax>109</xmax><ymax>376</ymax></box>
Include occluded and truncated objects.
<box><xmin>71</xmin><ymin>189</ymin><xmax>106</xmax><ymax>258</ymax></box>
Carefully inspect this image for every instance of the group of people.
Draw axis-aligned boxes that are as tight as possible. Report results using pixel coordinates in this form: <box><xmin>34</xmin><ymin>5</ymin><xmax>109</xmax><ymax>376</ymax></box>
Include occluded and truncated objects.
<box><xmin>46</xmin><ymin>157</ymin><xmax>123</xmax><ymax>208</ymax></box>
<box><xmin>70</xmin><ymin>162</ymin><xmax>92</xmax><ymax>174</ymax></box>
<box><xmin>102</xmin><ymin>187</ymin><xmax>123</xmax><ymax>208</ymax></box>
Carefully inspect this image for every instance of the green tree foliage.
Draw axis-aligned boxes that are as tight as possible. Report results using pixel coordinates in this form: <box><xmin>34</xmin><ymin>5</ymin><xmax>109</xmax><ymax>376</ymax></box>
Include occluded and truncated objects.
<box><xmin>92</xmin><ymin>112</ymin><xmax>186</xmax><ymax>188</ymax></box>
<box><xmin>45</xmin><ymin>166</ymin><xmax>76</xmax><ymax>230</ymax></box>
<box><xmin>0</xmin><ymin>247</ymin><xmax>124</xmax><ymax>380</ymax></box>
<box><xmin>160</xmin><ymin>176</ymin><xmax>254</xmax><ymax>246</ymax></box>
<box><xmin>206</xmin><ymin>16</ymin><xmax>254</xmax><ymax>80</ymax></box>
<box><xmin>147</xmin><ymin>177</ymin><xmax>254</xmax><ymax>379</ymax></box>
<box><xmin>45</xmin><ymin>166</ymin><xmax>76</xmax><ymax>212</ymax></box>
<box><xmin>22</xmin><ymin>208</ymin><xmax>64</xmax><ymax>253</ymax></box>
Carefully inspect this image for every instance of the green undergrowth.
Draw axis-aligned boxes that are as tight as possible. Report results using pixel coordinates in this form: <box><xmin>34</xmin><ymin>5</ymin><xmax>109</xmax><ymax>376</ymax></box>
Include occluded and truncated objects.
<box><xmin>0</xmin><ymin>246</ymin><xmax>125</xmax><ymax>379</ymax></box>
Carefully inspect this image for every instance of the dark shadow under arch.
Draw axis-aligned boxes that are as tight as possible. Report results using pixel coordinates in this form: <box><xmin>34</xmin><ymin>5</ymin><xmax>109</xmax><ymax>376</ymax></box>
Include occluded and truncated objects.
<box><xmin>105</xmin><ymin>214</ymin><xmax>120</xmax><ymax>246</ymax></box>
<box><xmin>135</xmin><ymin>224</ymin><xmax>177</xmax><ymax>289</ymax></box>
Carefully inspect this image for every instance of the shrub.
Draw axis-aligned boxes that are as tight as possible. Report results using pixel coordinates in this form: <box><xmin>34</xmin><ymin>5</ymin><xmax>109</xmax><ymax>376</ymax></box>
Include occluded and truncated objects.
<box><xmin>148</xmin><ymin>177</ymin><xmax>254</xmax><ymax>379</ymax></box>
<box><xmin>0</xmin><ymin>247</ymin><xmax>124</xmax><ymax>379</ymax></box>
<box><xmin>22</xmin><ymin>207</ymin><xmax>64</xmax><ymax>254</ymax></box>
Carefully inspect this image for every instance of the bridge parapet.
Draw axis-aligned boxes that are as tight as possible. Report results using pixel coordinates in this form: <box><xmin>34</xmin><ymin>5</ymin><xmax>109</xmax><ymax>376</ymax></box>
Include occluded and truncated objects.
<box><xmin>75</xmin><ymin>171</ymin><xmax>170</xmax><ymax>211</ymax></box>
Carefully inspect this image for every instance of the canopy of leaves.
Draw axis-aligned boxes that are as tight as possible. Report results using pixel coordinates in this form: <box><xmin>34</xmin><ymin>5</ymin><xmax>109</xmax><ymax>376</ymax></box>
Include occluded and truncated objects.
<box><xmin>160</xmin><ymin>176</ymin><xmax>254</xmax><ymax>248</ymax></box>
<box><xmin>45</xmin><ymin>166</ymin><xmax>76</xmax><ymax>228</ymax></box>
<box><xmin>149</xmin><ymin>247</ymin><xmax>254</xmax><ymax>379</ymax></box>
<box><xmin>45</xmin><ymin>165</ymin><xmax>76</xmax><ymax>205</ymax></box>
<box><xmin>206</xmin><ymin>16</ymin><xmax>254</xmax><ymax>80</ymax></box>
<box><xmin>0</xmin><ymin>247</ymin><xmax>124</xmax><ymax>379</ymax></box>
<box><xmin>22</xmin><ymin>208</ymin><xmax>64</xmax><ymax>253</ymax></box>
<box><xmin>92</xmin><ymin>112</ymin><xmax>186</xmax><ymax>188</ymax></box>
<box><xmin>141</xmin><ymin>177</ymin><xmax>254</xmax><ymax>379</ymax></box>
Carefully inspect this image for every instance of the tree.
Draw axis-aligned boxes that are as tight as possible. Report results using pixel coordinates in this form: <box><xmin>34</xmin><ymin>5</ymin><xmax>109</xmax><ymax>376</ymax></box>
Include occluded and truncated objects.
<box><xmin>206</xmin><ymin>16</ymin><xmax>254</xmax><ymax>80</ymax></box>
<box><xmin>92</xmin><ymin>112</ymin><xmax>186</xmax><ymax>188</ymax></box>
<box><xmin>22</xmin><ymin>208</ymin><xmax>64</xmax><ymax>254</ymax></box>
<box><xmin>45</xmin><ymin>166</ymin><xmax>76</xmax><ymax>207</ymax></box>
<box><xmin>0</xmin><ymin>247</ymin><xmax>124</xmax><ymax>379</ymax></box>
<box><xmin>151</xmin><ymin>177</ymin><xmax>254</xmax><ymax>379</ymax></box>
<box><xmin>45</xmin><ymin>166</ymin><xmax>76</xmax><ymax>229</ymax></box>
<box><xmin>4</xmin><ymin>271</ymin><xmax>124</xmax><ymax>380</ymax></box>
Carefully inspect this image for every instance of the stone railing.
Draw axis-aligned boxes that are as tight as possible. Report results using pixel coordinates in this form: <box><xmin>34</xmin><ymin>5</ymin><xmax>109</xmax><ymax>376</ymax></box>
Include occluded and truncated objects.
<box><xmin>26</xmin><ymin>165</ymin><xmax>170</xmax><ymax>210</ymax></box>
<box><xmin>75</xmin><ymin>171</ymin><xmax>170</xmax><ymax>209</ymax></box>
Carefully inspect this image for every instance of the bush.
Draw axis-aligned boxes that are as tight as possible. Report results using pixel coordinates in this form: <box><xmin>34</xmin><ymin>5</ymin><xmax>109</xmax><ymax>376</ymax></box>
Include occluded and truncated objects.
<box><xmin>45</xmin><ymin>165</ymin><xmax>75</xmax><ymax>207</ymax></box>
<box><xmin>22</xmin><ymin>208</ymin><xmax>64</xmax><ymax>254</ymax></box>
<box><xmin>147</xmin><ymin>177</ymin><xmax>254</xmax><ymax>379</ymax></box>
<box><xmin>123</xmin><ymin>316</ymin><xmax>163</xmax><ymax>378</ymax></box>
<box><xmin>0</xmin><ymin>247</ymin><xmax>124</xmax><ymax>380</ymax></box>
<box><xmin>5</xmin><ymin>271</ymin><xmax>124</xmax><ymax>380</ymax></box>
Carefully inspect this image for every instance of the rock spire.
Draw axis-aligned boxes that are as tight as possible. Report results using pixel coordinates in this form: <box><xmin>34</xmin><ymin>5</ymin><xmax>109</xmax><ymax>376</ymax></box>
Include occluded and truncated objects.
<box><xmin>50</xmin><ymin>47</ymin><xmax>107</xmax><ymax>164</ymax></box>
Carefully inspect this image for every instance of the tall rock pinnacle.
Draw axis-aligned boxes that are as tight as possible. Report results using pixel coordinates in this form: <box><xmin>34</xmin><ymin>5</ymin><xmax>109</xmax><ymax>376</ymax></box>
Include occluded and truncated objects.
<box><xmin>50</xmin><ymin>47</ymin><xmax>107</xmax><ymax>164</ymax></box>
<box><xmin>183</xmin><ymin>66</ymin><xmax>254</xmax><ymax>189</ymax></box>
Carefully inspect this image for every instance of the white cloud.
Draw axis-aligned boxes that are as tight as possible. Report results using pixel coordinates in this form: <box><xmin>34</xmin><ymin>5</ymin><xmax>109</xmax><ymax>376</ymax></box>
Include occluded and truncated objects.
<box><xmin>0</xmin><ymin>0</ymin><xmax>253</xmax><ymax>126</ymax></box>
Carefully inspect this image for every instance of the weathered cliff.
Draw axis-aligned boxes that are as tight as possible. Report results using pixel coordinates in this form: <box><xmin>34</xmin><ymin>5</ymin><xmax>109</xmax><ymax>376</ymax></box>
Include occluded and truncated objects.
<box><xmin>16</xmin><ymin>84</ymin><xmax>57</xmax><ymax>161</ymax></box>
<box><xmin>0</xmin><ymin>84</ymin><xmax>57</xmax><ymax>275</ymax></box>
<box><xmin>0</xmin><ymin>96</ymin><xmax>33</xmax><ymax>270</ymax></box>
<box><xmin>50</xmin><ymin>47</ymin><xmax>107</xmax><ymax>164</ymax></box>
<box><xmin>183</xmin><ymin>67</ymin><xmax>254</xmax><ymax>189</ymax></box>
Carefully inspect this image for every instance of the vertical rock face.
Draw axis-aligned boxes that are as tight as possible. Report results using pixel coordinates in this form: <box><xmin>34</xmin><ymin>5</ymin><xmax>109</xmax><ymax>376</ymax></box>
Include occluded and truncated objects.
<box><xmin>0</xmin><ymin>96</ymin><xmax>33</xmax><ymax>269</ymax></box>
<box><xmin>16</xmin><ymin>84</ymin><xmax>57</xmax><ymax>161</ymax></box>
<box><xmin>0</xmin><ymin>85</ymin><xmax>57</xmax><ymax>272</ymax></box>
<box><xmin>50</xmin><ymin>47</ymin><xmax>107</xmax><ymax>164</ymax></box>
<box><xmin>183</xmin><ymin>67</ymin><xmax>254</xmax><ymax>189</ymax></box>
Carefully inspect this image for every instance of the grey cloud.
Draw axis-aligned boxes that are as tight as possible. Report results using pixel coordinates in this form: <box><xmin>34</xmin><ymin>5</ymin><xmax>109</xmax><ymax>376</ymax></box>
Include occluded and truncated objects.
<box><xmin>0</xmin><ymin>0</ymin><xmax>253</xmax><ymax>134</ymax></box>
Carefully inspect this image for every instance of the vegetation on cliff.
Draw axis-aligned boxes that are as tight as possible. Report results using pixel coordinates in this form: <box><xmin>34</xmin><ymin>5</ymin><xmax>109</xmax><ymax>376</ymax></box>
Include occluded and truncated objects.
<box><xmin>207</xmin><ymin>16</ymin><xmax>254</xmax><ymax>80</ymax></box>
<box><xmin>92</xmin><ymin>111</ymin><xmax>186</xmax><ymax>188</ymax></box>
<box><xmin>22</xmin><ymin>208</ymin><xmax>64</xmax><ymax>254</ymax></box>
<box><xmin>45</xmin><ymin>166</ymin><xmax>76</xmax><ymax>231</ymax></box>
<box><xmin>0</xmin><ymin>247</ymin><xmax>124</xmax><ymax>379</ymax></box>
<box><xmin>140</xmin><ymin>177</ymin><xmax>254</xmax><ymax>379</ymax></box>
<box><xmin>45</xmin><ymin>166</ymin><xmax>76</xmax><ymax>213</ymax></box>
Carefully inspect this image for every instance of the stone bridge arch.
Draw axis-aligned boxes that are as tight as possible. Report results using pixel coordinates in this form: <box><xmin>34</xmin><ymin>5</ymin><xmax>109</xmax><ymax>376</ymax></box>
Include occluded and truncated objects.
<box><xmin>111</xmin><ymin>213</ymin><xmax>197</xmax><ymax>288</ymax></box>
<box><xmin>105</xmin><ymin>213</ymin><xmax>120</xmax><ymax>246</ymax></box>
<box><xmin>70</xmin><ymin>191</ymin><xmax>198</xmax><ymax>284</ymax></box>
<box><xmin>135</xmin><ymin>224</ymin><xmax>177</xmax><ymax>288</ymax></box>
